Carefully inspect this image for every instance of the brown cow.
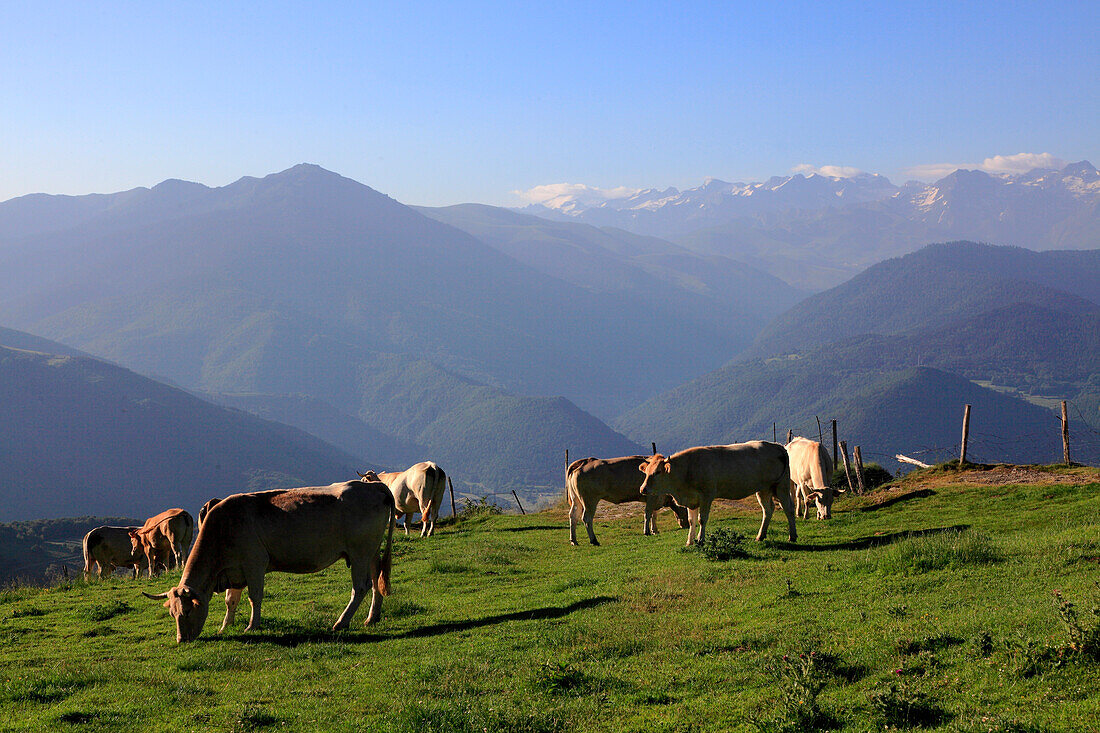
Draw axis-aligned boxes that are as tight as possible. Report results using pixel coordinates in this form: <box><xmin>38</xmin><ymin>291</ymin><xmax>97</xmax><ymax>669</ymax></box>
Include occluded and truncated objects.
<box><xmin>786</xmin><ymin>436</ymin><xmax>842</xmax><ymax>520</ymax></box>
<box><xmin>83</xmin><ymin>526</ymin><xmax>147</xmax><ymax>579</ymax></box>
<box><xmin>566</xmin><ymin>455</ymin><xmax>689</xmax><ymax>546</ymax></box>
<box><xmin>130</xmin><ymin>509</ymin><xmax>194</xmax><ymax>577</ymax></box>
<box><xmin>142</xmin><ymin>480</ymin><xmax>395</xmax><ymax>642</ymax></box>
<box><xmin>638</xmin><ymin>441</ymin><xmax>797</xmax><ymax>546</ymax></box>
<box><xmin>360</xmin><ymin>462</ymin><xmax>446</xmax><ymax>537</ymax></box>
<box><xmin>198</xmin><ymin>498</ymin><xmax>222</xmax><ymax>527</ymax></box>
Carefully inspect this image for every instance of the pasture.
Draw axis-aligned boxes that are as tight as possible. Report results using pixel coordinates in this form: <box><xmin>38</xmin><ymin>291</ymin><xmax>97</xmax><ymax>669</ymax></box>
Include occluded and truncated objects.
<box><xmin>2</xmin><ymin>466</ymin><xmax>1099</xmax><ymax>731</ymax></box>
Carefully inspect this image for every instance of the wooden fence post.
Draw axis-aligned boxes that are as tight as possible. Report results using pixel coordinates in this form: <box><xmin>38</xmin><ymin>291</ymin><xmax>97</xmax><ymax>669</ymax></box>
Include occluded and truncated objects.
<box><xmin>853</xmin><ymin>445</ymin><xmax>867</xmax><ymax>494</ymax></box>
<box><xmin>831</xmin><ymin>419</ymin><xmax>838</xmax><ymax>465</ymax></box>
<box><xmin>786</xmin><ymin>429</ymin><xmax>793</xmax><ymax>444</ymax></box>
<box><xmin>448</xmin><ymin>476</ymin><xmax>457</xmax><ymax>517</ymax></box>
<box><xmin>511</xmin><ymin>490</ymin><xmax>526</xmax><ymax>515</ymax></box>
<box><xmin>1061</xmin><ymin>401</ymin><xmax>1071</xmax><ymax>465</ymax></box>
<box><xmin>839</xmin><ymin>440</ymin><xmax>855</xmax><ymax>492</ymax></box>
<box><xmin>816</xmin><ymin>416</ymin><xmax>824</xmax><ymax>444</ymax></box>
<box><xmin>651</xmin><ymin>442</ymin><xmax>658</xmax><ymax>456</ymax></box>
<box><xmin>959</xmin><ymin>404</ymin><xmax>971</xmax><ymax>466</ymax></box>
<box><xmin>773</xmin><ymin>423</ymin><xmax>777</xmax><ymax>442</ymax></box>
<box><xmin>565</xmin><ymin>448</ymin><xmax>569</xmax><ymax>470</ymax></box>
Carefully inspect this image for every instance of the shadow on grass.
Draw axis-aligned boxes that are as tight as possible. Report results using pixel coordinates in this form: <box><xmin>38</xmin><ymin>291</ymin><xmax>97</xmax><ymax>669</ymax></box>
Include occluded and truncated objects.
<box><xmin>220</xmin><ymin>595</ymin><xmax>616</xmax><ymax>648</ymax></box>
<box><xmin>774</xmin><ymin>525</ymin><xmax>970</xmax><ymax>552</ymax></box>
<box><xmin>858</xmin><ymin>489</ymin><xmax>936</xmax><ymax>512</ymax></box>
<box><xmin>495</xmin><ymin>524</ymin><xmax>562</xmax><ymax>533</ymax></box>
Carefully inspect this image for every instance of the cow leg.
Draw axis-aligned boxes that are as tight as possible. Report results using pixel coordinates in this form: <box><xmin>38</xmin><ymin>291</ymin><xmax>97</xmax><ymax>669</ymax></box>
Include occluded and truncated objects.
<box><xmin>400</xmin><ymin>514</ymin><xmax>410</xmax><ymax>535</ymax></box>
<box><xmin>243</xmin><ymin>575</ymin><xmax>264</xmax><ymax>632</ymax></box>
<box><xmin>568</xmin><ymin>497</ymin><xmax>581</xmax><ymax>545</ymax></box>
<box><xmin>696</xmin><ymin>503</ymin><xmax>712</xmax><ymax>546</ymax></box>
<box><xmin>582</xmin><ymin>503</ymin><xmax>600</xmax><ymax>546</ymax></box>
<box><xmin>334</xmin><ymin>561</ymin><xmax>372</xmax><ymax>630</ymax></box>
<box><xmin>219</xmin><ymin>589</ymin><xmax>243</xmax><ymax>633</ymax></box>
<box><xmin>420</xmin><ymin>501</ymin><xmax>433</xmax><ymax>537</ymax></box>
<box><xmin>755</xmin><ymin>492</ymin><xmax>774</xmax><ymax>541</ymax></box>
<box><xmin>685</xmin><ymin>507</ymin><xmax>700</xmax><ymax>547</ymax></box>
<box><xmin>774</xmin><ymin>483</ymin><xmax>798</xmax><ymax>543</ymax></box>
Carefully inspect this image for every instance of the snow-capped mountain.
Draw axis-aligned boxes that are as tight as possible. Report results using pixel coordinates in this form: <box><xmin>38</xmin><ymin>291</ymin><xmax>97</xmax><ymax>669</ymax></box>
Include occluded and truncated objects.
<box><xmin>521</xmin><ymin>162</ymin><xmax>1100</xmax><ymax>290</ymax></box>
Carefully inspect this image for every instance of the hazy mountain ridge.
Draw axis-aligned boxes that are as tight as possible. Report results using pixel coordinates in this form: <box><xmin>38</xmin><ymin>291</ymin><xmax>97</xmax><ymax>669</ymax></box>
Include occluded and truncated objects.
<box><xmin>0</xmin><ymin>343</ymin><xmax>370</xmax><ymax>521</ymax></box>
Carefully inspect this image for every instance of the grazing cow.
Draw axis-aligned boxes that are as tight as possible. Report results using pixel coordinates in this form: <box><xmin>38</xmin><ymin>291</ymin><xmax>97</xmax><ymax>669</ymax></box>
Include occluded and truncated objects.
<box><xmin>360</xmin><ymin>461</ymin><xmax>446</xmax><ymax>537</ymax></box>
<box><xmin>198</xmin><ymin>498</ymin><xmax>222</xmax><ymax>527</ymax></box>
<box><xmin>638</xmin><ymin>441</ymin><xmax>797</xmax><ymax>546</ymax></box>
<box><xmin>142</xmin><ymin>480</ymin><xmax>395</xmax><ymax>643</ymax></box>
<box><xmin>83</xmin><ymin>526</ymin><xmax>147</xmax><ymax>579</ymax></box>
<box><xmin>566</xmin><ymin>455</ymin><xmax>689</xmax><ymax>546</ymax></box>
<box><xmin>196</xmin><ymin>497</ymin><xmax>243</xmax><ymax>629</ymax></box>
<box><xmin>130</xmin><ymin>509</ymin><xmax>194</xmax><ymax>577</ymax></box>
<box><xmin>786</xmin><ymin>436</ymin><xmax>842</xmax><ymax>520</ymax></box>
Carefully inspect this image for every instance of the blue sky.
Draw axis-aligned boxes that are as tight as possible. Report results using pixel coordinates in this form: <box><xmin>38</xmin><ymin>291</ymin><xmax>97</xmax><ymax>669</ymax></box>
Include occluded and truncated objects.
<box><xmin>2</xmin><ymin>1</ymin><xmax>1097</xmax><ymax>205</ymax></box>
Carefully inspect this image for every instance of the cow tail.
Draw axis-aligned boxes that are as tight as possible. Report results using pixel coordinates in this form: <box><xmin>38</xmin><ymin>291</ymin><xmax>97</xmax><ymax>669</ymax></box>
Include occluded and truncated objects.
<box><xmin>82</xmin><ymin>532</ymin><xmax>95</xmax><ymax>577</ymax></box>
<box><xmin>375</xmin><ymin>505</ymin><xmax>395</xmax><ymax>597</ymax></box>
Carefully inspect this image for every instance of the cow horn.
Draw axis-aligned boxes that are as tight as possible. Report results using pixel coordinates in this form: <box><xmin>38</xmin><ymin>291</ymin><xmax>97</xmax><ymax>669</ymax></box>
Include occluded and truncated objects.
<box><xmin>357</xmin><ymin>470</ymin><xmax>367</xmax><ymax>478</ymax></box>
<box><xmin>142</xmin><ymin>591</ymin><xmax>170</xmax><ymax>600</ymax></box>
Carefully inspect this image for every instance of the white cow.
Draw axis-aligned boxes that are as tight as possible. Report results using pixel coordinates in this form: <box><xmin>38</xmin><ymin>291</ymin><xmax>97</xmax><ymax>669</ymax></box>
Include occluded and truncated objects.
<box><xmin>786</xmin><ymin>436</ymin><xmax>842</xmax><ymax>519</ymax></box>
<box><xmin>360</xmin><ymin>462</ymin><xmax>446</xmax><ymax>537</ymax></box>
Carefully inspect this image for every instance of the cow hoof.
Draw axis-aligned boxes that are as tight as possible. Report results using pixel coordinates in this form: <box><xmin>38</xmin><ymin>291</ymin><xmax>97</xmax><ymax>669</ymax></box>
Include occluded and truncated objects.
<box><xmin>569</xmin><ymin>540</ymin><xmax>578</xmax><ymax>546</ymax></box>
<box><xmin>589</xmin><ymin>540</ymin><xmax>600</xmax><ymax>547</ymax></box>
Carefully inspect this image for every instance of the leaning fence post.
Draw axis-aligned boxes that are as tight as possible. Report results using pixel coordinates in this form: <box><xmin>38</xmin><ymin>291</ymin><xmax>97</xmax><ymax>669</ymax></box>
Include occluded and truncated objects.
<box><xmin>959</xmin><ymin>404</ymin><xmax>971</xmax><ymax>466</ymax></box>
<box><xmin>786</xmin><ymin>429</ymin><xmax>793</xmax><ymax>444</ymax></box>
<box><xmin>816</xmin><ymin>416</ymin><xmax>824</xmax><ymax>444</ymax></box>
<box><xmin>831</xmin><ymin>419</ymin><xmax>838</xmax><ymax>465</ymax></box>
<box><xmin>511</xmin><ymin>490</ymin><xmax>526</xmax><ymax>515</ymax></box>
<box><xmin>1061</xmin><ymin>400</ymin><xmax>1071</xmax><ymax>465</ymax></box>
<box><xmin>839</xmin><ymin>440</ymin><xmax>855</xmax><ymax>492</ymax></box>
<box><xmin>853</xmin><ymin>445</ymin><xmax>867</xmax><ymax>494</ymax></box>
<box><xmin>448</xmin><ymin>476</ymin><xmax>457</xmax><ymax>517</ymax></box>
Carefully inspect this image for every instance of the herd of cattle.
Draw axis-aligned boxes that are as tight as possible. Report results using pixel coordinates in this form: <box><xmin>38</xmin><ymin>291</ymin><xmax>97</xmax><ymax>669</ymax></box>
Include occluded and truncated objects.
<box><xmin>79</xmin><ymin>439</ymin><xmax>837</xmax><ymax>643</ymax></box>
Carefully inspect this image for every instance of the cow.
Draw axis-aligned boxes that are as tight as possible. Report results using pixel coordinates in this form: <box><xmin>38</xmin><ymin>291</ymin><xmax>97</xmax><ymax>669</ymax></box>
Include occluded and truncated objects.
<box><xmin>198</xmin><ymin>498</ymin><xmax>222</xmax><ymax>527</ymax></box>
<box><xmin>129</xmin><ymin>508</ymin><xmax>194</xmax><ymax>577</ymax></box>
<box><xmin>359</xmin><ymin>461</ymin><xmax>446</xmax><ymax>537</ymax></box>
<box><xmin>83</xmin><ymin>526</ymin><xmax>147</xmax><ymax>579</ymax></box>
<box><xmin>566</xmin><ymin>455</ymin><xmax>689</xmax><ymax>546</ymax></box>
<box><xmin>786</xmin><ymin>436</ymin><xmax>842</xmax><ymax>520</ymax></box>
<box><xmin>638</xmin><ymin>441</ymin><xmax>797</xmax><ymax>546</ymax></box>
<box><xmin>142</xmin><ymin>480</ymin><xmax>395</xmax><ymax>643</ymax></box>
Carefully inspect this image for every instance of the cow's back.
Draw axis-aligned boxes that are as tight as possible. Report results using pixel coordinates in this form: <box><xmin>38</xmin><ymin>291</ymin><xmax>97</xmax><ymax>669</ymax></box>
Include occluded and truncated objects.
<box><xmin>787</xmin><ymin>438</ymin><xmax>832</xmax><ymax>488</ymax></box>
<box><xmin>572</xmin><ymin>455</ymin><xmax>647</xmax><ymax>504</ymax></box>
<box><xmin>675</xmin><ymin>442</ymin><xmax>789</xmax><ymax>500</ymax></box>
<box><xmin>86</xmin><ymin>526</ymin><xmax>140</xmax><ymax>565</ymax></box>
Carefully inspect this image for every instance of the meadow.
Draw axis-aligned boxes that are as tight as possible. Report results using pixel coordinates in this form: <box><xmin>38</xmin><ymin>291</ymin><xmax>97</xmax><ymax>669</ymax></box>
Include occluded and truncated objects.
<box><xmin>2</xmin><ymin>466</ymin><xmax>1099</xmax><ymax>732</ymax></box>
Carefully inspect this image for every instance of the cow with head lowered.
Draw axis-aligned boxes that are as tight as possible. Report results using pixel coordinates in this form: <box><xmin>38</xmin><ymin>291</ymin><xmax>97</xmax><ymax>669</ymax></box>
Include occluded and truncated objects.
<box><xmin>143</xmin><ymin>479</ymin><xmax>395</xmax><ymax>643</ymax></box>
<box><xmin>786</xmin><ymin>436</ymin><xmax>843</xmax><ymax>520</ymax></box>
<box><xmin>83</xmin><ymin>526</ymin><xmax>147</xmax><ymax>579</ymax></box>
<box><xmin>638</xmin><ymin>441</ymin><xmax>797</xmax><ymax>546</ymax></box>
<box><xmin>567</xmin><ymin>455</ymin><xmax>689</xmax><ymax>545</ymax></box>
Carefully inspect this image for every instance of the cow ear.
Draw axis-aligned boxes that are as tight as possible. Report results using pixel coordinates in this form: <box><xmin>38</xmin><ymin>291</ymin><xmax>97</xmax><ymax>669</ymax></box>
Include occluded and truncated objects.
<box><xmin>191</xmin><ymin>598</ymin><xmax>202</xmax><ymax>608</ymax></box>
<box><xmin>663</xmin><ymin>461</ymin><xmax>672</xmax><ymax>473</ymax></box>
<box><xmin>835</xmin><ymin>486</ymin><xmax>846</xmax><ymax>494</ymax></box>
<box><xmin>129</xmin><ymin>530</ymin><xmax>138</xmax><ymax>538</ymax></box>
<box><xmin>638</xmin><ymin>463</ymin><xmax>648</xmax><ymax>473</ymax></box>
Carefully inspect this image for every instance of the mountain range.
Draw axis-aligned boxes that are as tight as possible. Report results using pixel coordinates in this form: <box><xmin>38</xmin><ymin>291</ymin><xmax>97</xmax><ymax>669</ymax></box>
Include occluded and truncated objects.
<box><xmin>522</xmin><ymin>162</ymin><xmax>1100</xmax><ymax>290</ymax></box>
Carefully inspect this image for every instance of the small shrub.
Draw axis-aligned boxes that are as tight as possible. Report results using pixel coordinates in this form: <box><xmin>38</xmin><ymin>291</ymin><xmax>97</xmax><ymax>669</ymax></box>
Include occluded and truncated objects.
<box><xmin>972</xmin><ymin>630</ymin><xmax>995</xmax><ymax>658</ymax></box>
<box><xmin>1053</xmin><ymin>589</ymin><xmax>1100</xmax><ymax>661</ymax></box>
<box><xmin>532</xmin><ymin>661</ymin><xmax>587</xmax><ymax>694</ymax></box>
<box><xmin>231</xmin><ymin>705</ymin><xmax>279</xmax><ymax>731</ymax></box>
<box><xmin>832</xmin><ymin>463</ymin><xmax>893</xmax><ymax>491</ymax></box>
<box><xmin>456</xmin><ymin>496</ymin><xmax>503</xmax><ymax>520</ymax></box>
<box><xmin>748</xmin><ymin>652</ymin><xmax>837</xmax><ymax>732</ymax></box>
<box><xmin>867</xmin><ymin>678</ymin><xmax>947</xmax><ymax>728</ymax></box>
<box><xmin>698</xmin><ymin>528</ymin><xmax>748</xmax><ymax>561</ymax></box>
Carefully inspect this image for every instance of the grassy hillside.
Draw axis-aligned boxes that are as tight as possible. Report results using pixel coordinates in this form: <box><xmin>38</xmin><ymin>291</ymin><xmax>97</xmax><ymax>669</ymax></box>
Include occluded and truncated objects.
<box><xmin>2</xmin><ymin>467</ymin><xmax>1099</xmax><ymax>731</ymax></box>
<box><xmin>0</xmin><ymin>346</ymin><xmax>369</xmax><ymax>521</ymax></box>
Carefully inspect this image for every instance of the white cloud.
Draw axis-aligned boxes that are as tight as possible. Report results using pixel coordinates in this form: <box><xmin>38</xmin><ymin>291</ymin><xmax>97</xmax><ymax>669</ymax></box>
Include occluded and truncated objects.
<box><xmin>511</xmin><ymin>182</ymin><xmax>641</xmax><ymax>208</ymax></box>
<box><xmin>905</xmin><ymin>152</ymin><xmax>1066</xmax><ymax>181</ymax></box>
<box><xmin>791</xmin><ymin>164</ymin><xmax>865</xmax><ymax>178</ymax></box>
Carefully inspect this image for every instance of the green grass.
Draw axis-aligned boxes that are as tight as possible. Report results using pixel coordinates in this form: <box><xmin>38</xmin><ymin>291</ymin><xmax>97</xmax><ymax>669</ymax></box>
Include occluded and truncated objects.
<box><xmin>2</xmin><ymin>470</ymin><xmax>1100</xmax><ymax>731</ymax></box>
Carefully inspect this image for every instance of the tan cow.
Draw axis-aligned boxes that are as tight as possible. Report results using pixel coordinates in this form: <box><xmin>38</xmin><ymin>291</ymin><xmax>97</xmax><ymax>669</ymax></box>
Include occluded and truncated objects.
<box><xmin>198</xmin><ymin>498</ymin><xmax>222</xmax><ymax>527</ymax></box>
<box><xmin>786</xmin><ymin>436</ymin><xmax>842</xmax><ymax>520</ymax></box>
<box><xmin>83</xmin><ymin>526</ymin><xmax>147</xmax><ymax>579</ymax></box>
<box><xmin>195</xmin><ymin>497</ymin><xmax>244</xmax><ymax>629</ymax></box>
<box><xmin>638</xmin><ymin>441</ymin><xmax>797</xmax><ymax>546</ymax></box>
<box><xmin>130</xmin><ymin>508</ymin><xmax>194</xmax><ymax>577</ymax></box>
<box><xmin>360</xmin><ymin>462</ymin><xmax>446</xmax><ymax>537</ymax></box>
<box><xmin>142</xmin><ymin>480</ymin><xmax>395</xmax><ymax>643</ymax></box>
<box><xmin>566</xmin><ymin>455</ymin><xmax>689</xmax><ymax>546</ymax></box>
